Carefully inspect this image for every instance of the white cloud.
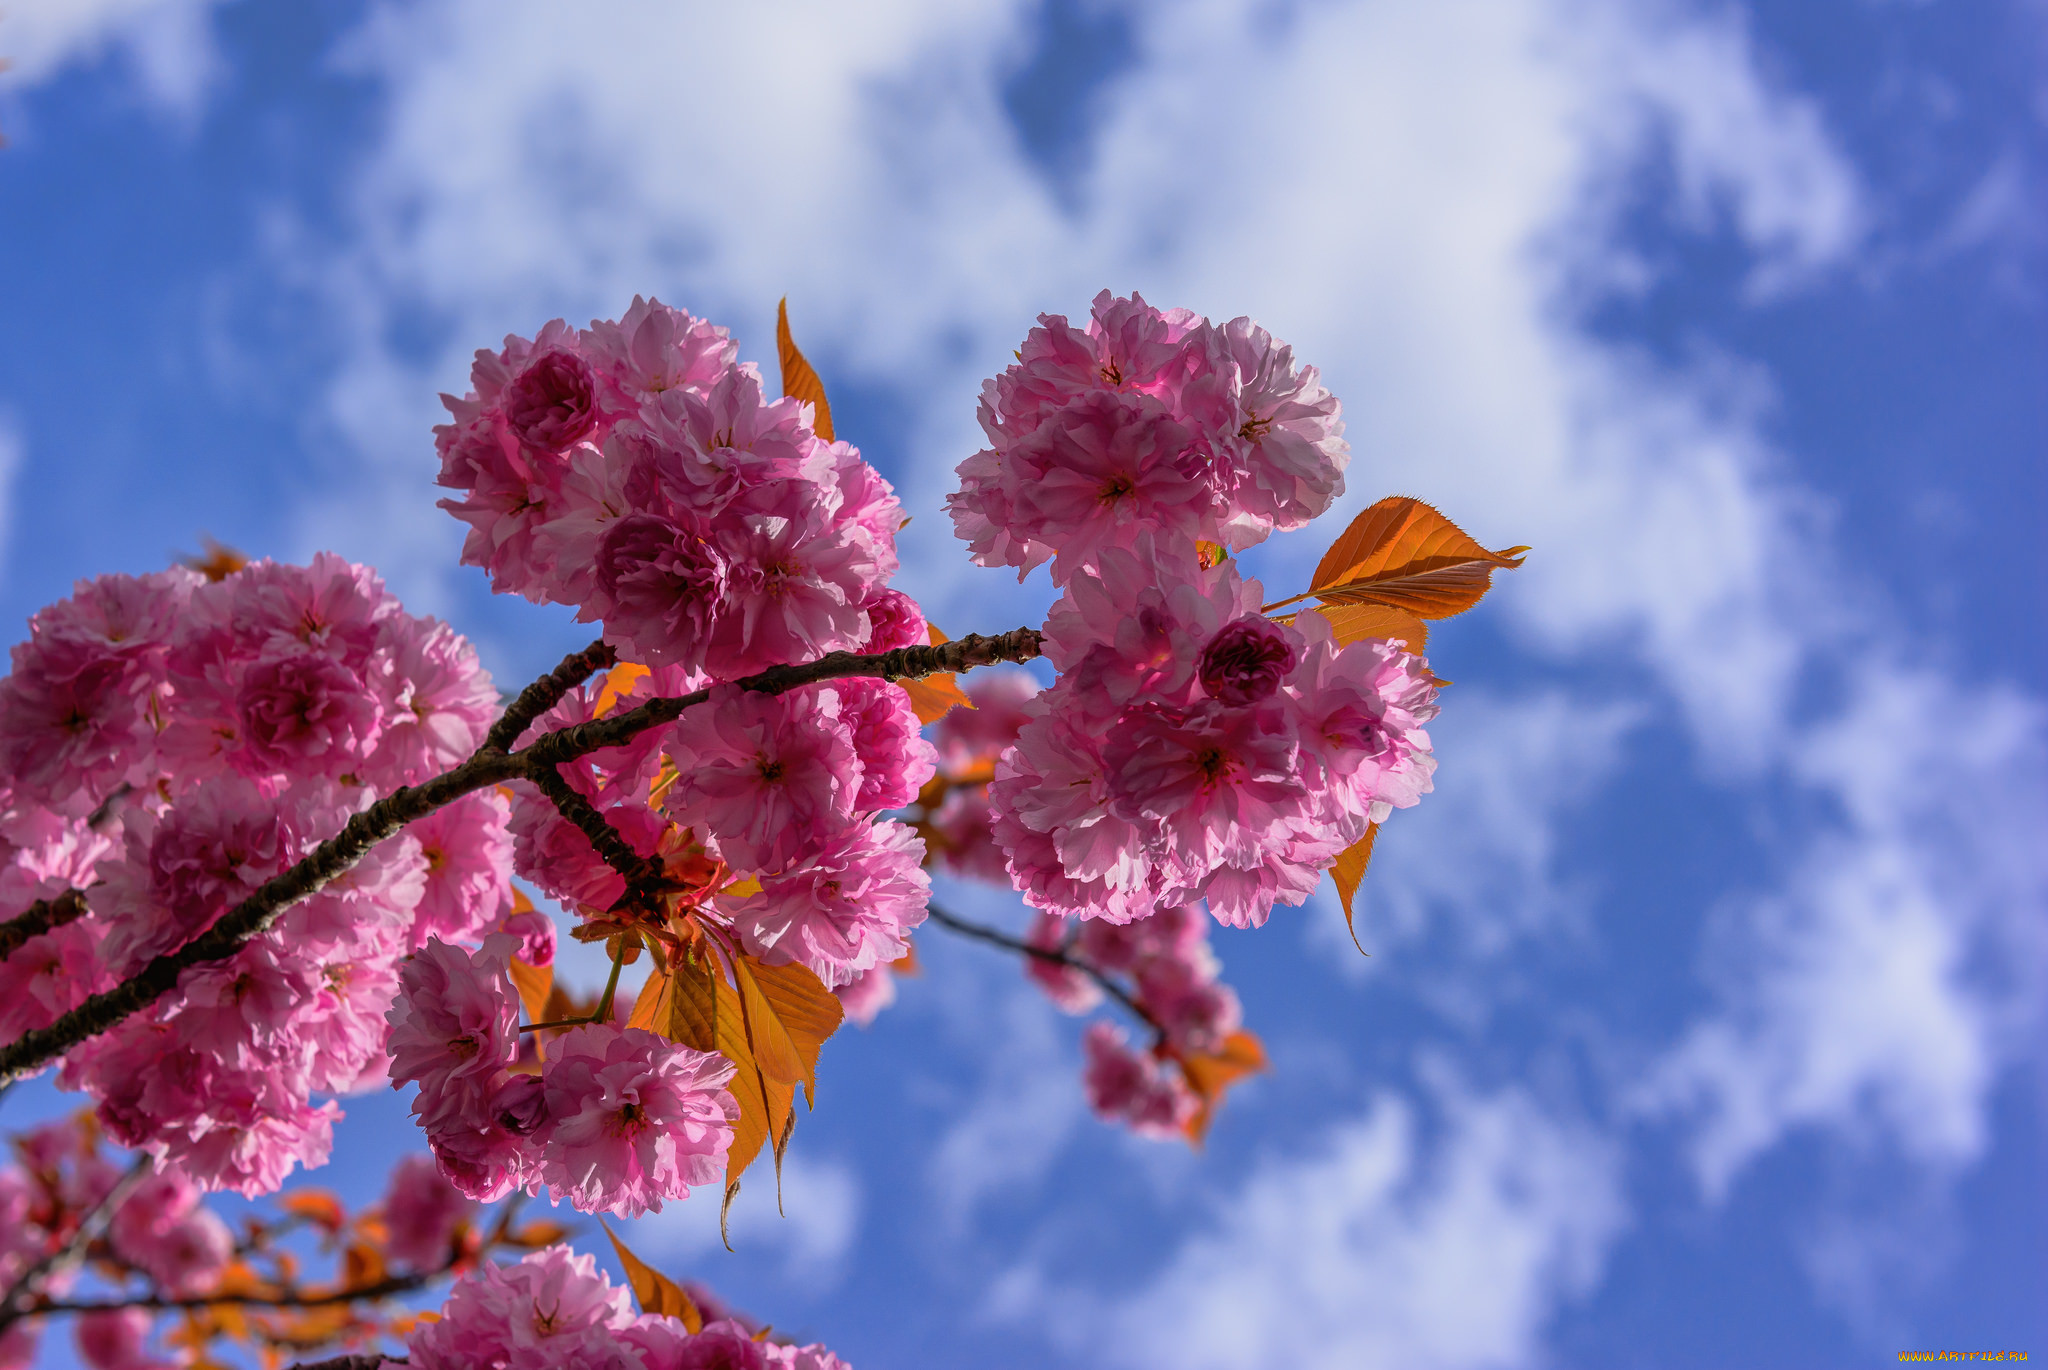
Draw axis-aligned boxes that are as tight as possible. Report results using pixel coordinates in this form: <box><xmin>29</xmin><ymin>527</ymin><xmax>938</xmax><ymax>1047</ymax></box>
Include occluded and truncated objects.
<box><xmin>0</xmin><ymin>0</ymin><xmax>224</xmax><ymax>117</ymax></box>
<box><xmin>924</xmin><ymin>979</ymin><xmax>1085</xmax><ymax>1235</ymax></box>
<box><xmin>1644</xmin><ymin>665</ymin><xmax>2048</xmax><ymax>1197</ymax></box>
<box><xmin>1322</xmin><ymin>689</ymin><xmax>1642</xmax><ymax>973</ymax></box>
<box><xmin>1096</xmin><ymin>1071</ymin><xmax>1626</xmax><ymax>1370</ymax></box>
<box><xmin>632</xmin><ymin>1148</ymin><xmax>863</xmax><ymax>1287</ymax></box>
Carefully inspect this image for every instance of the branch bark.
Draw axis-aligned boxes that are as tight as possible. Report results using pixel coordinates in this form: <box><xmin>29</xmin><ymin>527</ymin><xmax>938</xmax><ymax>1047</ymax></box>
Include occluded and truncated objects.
<box><xmin>0</xmin><ymin>887</ymin><xmax>90</xmax><ymax>964</ymax></box>
<box><xmin>0</xmin><ymin>629</ymin><xmax>1041</xmax><ymax>1085</ymax></box>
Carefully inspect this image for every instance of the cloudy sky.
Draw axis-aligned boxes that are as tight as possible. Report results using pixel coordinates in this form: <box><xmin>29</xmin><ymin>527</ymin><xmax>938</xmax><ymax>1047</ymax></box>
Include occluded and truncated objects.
<box><xmin>2</xmin><ymin>1</ymin><xmax>2043</xmax><ymax>1366</ymax></box>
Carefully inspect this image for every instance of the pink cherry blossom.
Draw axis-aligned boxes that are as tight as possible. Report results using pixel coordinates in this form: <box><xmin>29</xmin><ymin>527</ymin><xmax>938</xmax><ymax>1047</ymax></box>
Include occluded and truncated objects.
<box><xmin>406</xmin><ymin>1245</ymin><xmax>639</xmax><ymax>1370</ymax></box>
<box><xmin>1023</xmin><ymin>912</ymin><xmax>1103</xmax><ymax>1014</ymax></box>
<box><xmin>662</xmin><ymin>685</ymin><xmax>859</xmax><ymax>872</ymax></box>
<box><xmin>729</xmin><ymin>820</ymin><xmax>931</xmax><ymax>987</ymax></box>
<box><xmin>383</xmin><ymin>1152</ymin><xmax>475</xmax><ymax>1270</ymax></box>
<box><xmin>833</xmin><ymin>961</ymin><xmax>899</xmax><ymax>1027</ymax></box>
<box><xmin>404</xmin><ymin>789</ymin><xmax>514</xmax><ymax>948</ymax></box>
<box><xmin>387</xmin><ymin>935</ymin><xmax>523</xmax><ymax>1132</ymax></box>
<box><xmin>1080</xmin><ymin>1022</ymin><xmax>1196</xmax><ymax>1138</ymax></box>
<box><xmin>537</xmin><ymin>1024</ymin><xmax>736</xmax><ymax>1217</ymax></box>
<box><xmin>75</xmin><ymin>1308</ymin><xmax>172</xmax><ymax>1370</ymax></box>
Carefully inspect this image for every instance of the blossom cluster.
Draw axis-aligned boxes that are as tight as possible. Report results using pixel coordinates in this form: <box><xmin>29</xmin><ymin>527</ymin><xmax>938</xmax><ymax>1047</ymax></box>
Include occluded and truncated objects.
<box><xmin>436</xmin><ymin>298</ymin><xmax>905</xmax><ymax>679</ymax></box>
<box><xmin>406</xmin><ymin>1245</ymin><xmax>849</xmax><ymax>1370</ymax></box>
<box><xmin>1032</xmin><ymin>906</ymin><xmax>1241</xmax><ymax>1137</ymax></box>
<box><xmin>0</xmin><ymin>558</ymin><xmax>507</xmax><ymax>1194</ymax></box>
<box><xmin>388</xmin><ymin>935</ymin><xmax>738</xmax><ymax>1218</ymax></box>
<box><xmin>947</xmin><ymin>292</ymin><xmax>1438</xmax><ymax>930</ymax></box>
<box><xmin>505</xmin><ymin>663</ymin><xmax>936</xmax><ymax>998</ymax></box>
<box><xmin>0</xmin><ymin>1116</ymin><xmax>230</xmax><ymax>1370</ymax></box>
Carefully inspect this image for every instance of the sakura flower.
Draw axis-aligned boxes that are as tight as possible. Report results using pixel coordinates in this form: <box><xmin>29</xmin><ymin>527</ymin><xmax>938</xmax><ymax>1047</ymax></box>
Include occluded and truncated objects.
<box><xmin>729</xmin><ymin>820</ymin><xmax>931</xmax><ymax>987</ymax></box>
<box><xmin>1080</xmin><ymin>1022</ymin><xmax>1196</xmax><ymax>1138</ymax></box>
<box><xmin>662</xmin><ymin>685</ymin><xmax>859</xmax><ymax>872</ymax></box>
<box><xmin>537</xmin><ymin>1024</ymin><xmax>737</xmax><ymax>1217</ymax></box>
<box><xmin>75</xmin><ymin>1308</ymin><xmax>172</xmax><ymax>1370</ymax></box>
<box><xmin>832</xmin><ymin>676</ymin><xmax>936</xmax><ymax>812</ymax></box>
<box><xmin>387</xmin><ymin>935</ymin><xmax>523</xmax><ymax>1132</ymax></box>
<box><xmin>383</xmin><ymin>1152</ymin><xmax>475</xmax><ymax>1270</ymax></box>
<box><xmin>404</xmin><ymin>789</ymin><xmax>514</xmax><ymax>948</ymax></box>
<box><xmin>406</xmin><ymin>1245</ymin><xmax>639</xmax><ymax>1370</ymax></box>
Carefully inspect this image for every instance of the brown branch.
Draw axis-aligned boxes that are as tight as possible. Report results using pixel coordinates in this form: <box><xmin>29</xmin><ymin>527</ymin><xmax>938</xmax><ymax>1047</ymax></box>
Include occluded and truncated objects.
<box><xmin>0</xmin><ymin>629</ymin><xmax>1042</xmax><ymax>1085</ymax></box>
<box><xmin>923</xmin><ymin>902</ymin><xmax>1164</xmax><ymax>1038</ymax></box>
<box><xmin>0</xmin><ymin>887</ymin><xmax>90</xmax><ymax>964</ymax></box>
<box><xmin>289</xmin><ymin>1357</ymin><xmax>405</xmax><ymax>1370</ymax></box>
<box><xmin>30</xmin><ymin>1267</ymin><xmax>441</xmax><ymax>1317</ymax></box>
<box><xmin>525</xmin><ymin>764</ymin><xmax>669</xmax><ymax>911</ymax></box>
<box><xmin>483</xmin><ymin>639</ymin><xmax>616</xmax><ymax>754</ymax></box>
<box><xmin>0</xmin><ymin>1157</ymin><xmax>150</xmax><ymax>1328</ymax></box>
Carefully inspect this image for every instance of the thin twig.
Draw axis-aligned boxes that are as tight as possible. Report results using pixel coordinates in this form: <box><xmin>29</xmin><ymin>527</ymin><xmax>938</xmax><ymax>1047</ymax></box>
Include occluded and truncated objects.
<box><xmin>288</xmin><ymin>1356</ymin><xmax>405</xmax><ymax>1370</ymax></box>
<box><xmin>0</xmin><ymin>629</ymin><xmax>1042</xmax><ymax>1085</ymax></box>
<box><xmin>923</xmin><ymin>903</ymin><xmax>1163</xmax><ymax>1037</ymax></box>
<box><xmin>0</xmin><ymin>887</ymin><xmax>91</xmax><ymax>965</ymax></box>
<box><xmin>0</xmin><ymin>1157</ymin><xmax>150</xmax><ymax>1328</ymax></box>
<box><xmin>29</xmin><ymin>1268</ymin><xmax>441</xmax><ymax>1316</ymax></box>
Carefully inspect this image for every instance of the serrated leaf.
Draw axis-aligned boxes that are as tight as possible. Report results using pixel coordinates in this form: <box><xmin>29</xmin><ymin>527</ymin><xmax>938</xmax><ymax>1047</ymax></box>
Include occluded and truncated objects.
<box><xmin>1177</xmin><ymin>1030</ymin><xmax>1269</xmax><ymax>1143</ymax></box>
<box><xmin>1273</xmin><ymin>496</ymin><xmax>1526</xmax><ymax>620</ymax></box>
<box><xmin>736</xmin><ymin>954</ymin><xmax>844</xmax><ymax>1107</ymax></box>
<box><xmin>709</xmin><ymin>962</ymin><xmax>794</xmax><ymax>1233</ymax></box>
<box><xmin>1331</xmin><ymin>824</ymin><xmax>1379</xmax><ymax>957</ymax></box>
<box><xmin>776</xmin><ymin>298</ymin><xmax>833</xmax><ymax>442</ymax></box>
<box><xmin>731</xmin><ymin>954</ymin><xmax>807</xmax><ymax>1088</ymax></box>
<box><xmin>602</xmin><ymin>1220</ymin><xmax>703</xmax><ymax>1332</ymax></box>
<box><xmin>1300</xmin><ymin>602</ymin><xmax>1429</xmax><ymax>652</ymax></box>
<box><xmin>899</xmin><ymin>622</ymin><xmax>972</xmax><ymax>723</ymax></box>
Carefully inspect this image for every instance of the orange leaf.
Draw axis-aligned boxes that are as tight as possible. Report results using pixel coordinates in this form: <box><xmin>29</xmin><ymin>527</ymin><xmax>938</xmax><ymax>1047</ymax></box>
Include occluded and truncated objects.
<box><xmin>507</xmin><ymin>954</ymin><xmax>553</xmax><ymax>1025</ymax></box>
<box><xmin>626</xmin><ymin>964</ymin><xmax>672</xmax><ymax>1033</ymax></box>
<box><xmin>1300</xmin><ymin>602</ymin><xmax>1429</xmax><ymax>652</ymax></box>
<box><xmin>1283</xmin><ymin>496</ymin><xmax>1526</xmax><ymax>620</ymax></box>
<box><xmin>508</xmin><ymin>1220</ymin><xmax>570</xmax><ymax>1248</ymax></box>
<box><xmin>665</xmin><ymin>949</ymin><xmax>721</xmax><ymax>1052</ymax></box>
<box><xmin>899</xmin><ymin>676</ymin><xmax>972</xmax><ymax>725</ymax></box>
<box><xmin>602</xmin><ymin>1220</ymin><xmax>704</xmax><ymax>1332</ymax></box>
<box><xmin>776</xmin><ymin>298</ymin><xmax>833</xmax><ymax>442</ymax></box>
<box><xmin>736</xmin><ymin>954</ymin><xmax>844</xmax><ymax>1108</ymax></box>
<box><xmin>592</xmin><ymin>662</ymin><xmax>650</xmax><ymax>718</ymax></box>
<box><xmin>707</xmin><ymin>961</ymin><xmax>794</xmax><ymax>1244</ymax></box>
<box><xmin>1177</xmin><ymin>1031</ymin><xmax>1269</xmax><ymax>1143</ymax></box>
<box><xmin>342</xmin><ymin>1242</ymin><xmax>386</xmax><ymax>1292</ymax></box>
<box><xmin>1330</xmin><ymin>824</ymin><xmax>1378</xmax><ymax>957</ymax></box>
<box><xmin>277</xmin><ymin>1190</ymin><xmax>345</xmax><ymax>1232</ymax></box>
<box><xmin>899</xmin><ymin>621</ymin><xmax>972</xmax><ymax>724</ymax></box>
<box><xmin>1196</xmin><ymin>540</ymin><xmax>1229</xmax><ymax>569</ymax></box>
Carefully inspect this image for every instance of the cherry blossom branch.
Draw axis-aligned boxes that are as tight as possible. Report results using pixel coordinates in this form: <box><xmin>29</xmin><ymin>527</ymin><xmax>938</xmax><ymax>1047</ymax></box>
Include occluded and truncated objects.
<box><xmin>0</xmin><ymin>887</ymin><xmax>90</xmax><ymax>964</ymax></box>
<box><xmin>525</xmin><ymin>763</ymin><xmax>671</xmax><ymax>909</ymax></box>
<box><xmin>0</xmin><ymin>1156</ymin><xmax>149</xmax><ymax>1329</ymax></box>
<box><xmin>482</xmin><ymin>639</ymin><xmax>617</xmax><ymax>754</ymax></box>
<box><xmin>0</xmin><ymin>628</ymin><xmax>1043</xmax><ymax>1085</ymax></box>
<box><xmin>288</xmin><ymin>1356</ymin><xmax>404</xmax><ymax>1370</ymax></box>
<box><xmin>923</xmin><ymin>902</ymin><xmax>1163</xmax><ymax>1037</ymax></box>
<box><xmin>27</xmin><ymin>1267</ymin><xmax>447</xmax><ymax>1317</ymax></box>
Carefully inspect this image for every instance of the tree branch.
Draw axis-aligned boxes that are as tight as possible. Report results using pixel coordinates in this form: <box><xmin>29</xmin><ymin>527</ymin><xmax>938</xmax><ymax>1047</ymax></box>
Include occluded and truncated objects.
<box><xmin>923</xmin><ymin>902</ymin><xmax>1163</xmax><ymax>1037</ymax></box>
<box><xmin>483</xmin><ymin>639</ymin><xmax>616</xmax><ymax>754</ymax></box>
<box><xmin>0</xmin><ymin>887</ymin><xmax>90</xmax><ymax>964</ymax></box>
<box><xmin>525</xmin><ymin>764</ymin><xmax>669</xmax><ymax>911</ymax></box>
<box><xmin>29</xmin><ymin>1268</ymin><xmax>442</xmax><ymax>1317</ymax></box>
<box><xmin>288</xmin><ymin>1357</ymin><xmax>405</xmax><ymax>1370</ymax></box>
<box><xmin>0</xmin><ymin>1157</ymin><xmax>150</xmax><ymax>1329</ymax></box>
<box><xmin>0</xmin><ymin>628</ymin><xmax>1042</xmax><ymax>1084</ymax></box>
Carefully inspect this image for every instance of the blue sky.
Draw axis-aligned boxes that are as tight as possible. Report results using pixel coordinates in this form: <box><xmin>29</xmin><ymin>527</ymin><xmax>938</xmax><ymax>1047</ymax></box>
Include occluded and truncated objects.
<box><xmin>1</xmin><ymin>1</ymin><xmax>2043</xmax><ymax>1366</ymax></box>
